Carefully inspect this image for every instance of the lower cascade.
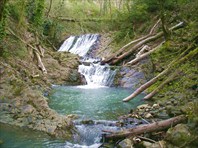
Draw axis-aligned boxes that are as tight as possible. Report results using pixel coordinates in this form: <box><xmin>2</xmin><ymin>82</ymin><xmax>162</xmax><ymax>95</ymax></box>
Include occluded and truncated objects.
<box><xmin>58</xmin><ymin>34</ymin><xmax>116</xmax><ymax>87</ymax></box>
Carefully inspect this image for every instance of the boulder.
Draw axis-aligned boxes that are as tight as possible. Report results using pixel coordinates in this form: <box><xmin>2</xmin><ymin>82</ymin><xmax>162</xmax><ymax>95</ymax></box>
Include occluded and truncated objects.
<box><xmin>137</xmin><ymin>104</ymin><xmax>149</xmax><ymax>110</ymax></box>
<box><xmin>152</xmin><ymin>103</ymin><xmax>160</xmax><ymax>109</ymax></box>
<box><xmin>166</xmin><ymin>124</ymin><xmax>192</xmax><ymax>147</ymax></box>
<box><xmin>21</xmin><ymin>105</ymin><xmax>34</xmax><ymax>114</ymax></box>
<box><xmin>144</xmin><ymin>113</ymin><xmax>153</xmax><ymax>119</ymax></box>
<box><xmin>141</xmin><ymin>141</ymin><xmax>166</xmax><ymax>148</ymax></box>
<box><xmin>118</xmin><ymin>138</ymin><xmax>134</xmax><ymax>148</ymax></box>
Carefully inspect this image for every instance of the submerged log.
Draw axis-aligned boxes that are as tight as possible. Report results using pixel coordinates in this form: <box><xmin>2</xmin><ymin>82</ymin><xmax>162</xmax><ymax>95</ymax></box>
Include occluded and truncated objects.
<box><xmin>105</xmin><ymin>115</ymin><xmax>186</xmax><ymax>140</ymax></box>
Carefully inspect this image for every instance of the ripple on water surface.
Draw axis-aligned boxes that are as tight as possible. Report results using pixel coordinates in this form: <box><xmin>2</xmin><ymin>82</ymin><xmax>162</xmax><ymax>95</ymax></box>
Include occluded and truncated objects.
<box><xmin>49</xmin><ymin>85</ymin><xmax>145</xmax><ymax>120</ymax></box>
<box><xmin>0</xmin><ymin>86</ymin><xmax>145</xmax><ymax>148</ymax></box>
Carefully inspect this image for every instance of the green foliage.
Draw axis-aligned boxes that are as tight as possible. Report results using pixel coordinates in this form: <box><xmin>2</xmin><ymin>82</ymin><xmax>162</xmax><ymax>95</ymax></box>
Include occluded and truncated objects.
<box><xmin>0</xmin><ymin>18</ymin><xmax>6</xmax><ymax>43</ymax></box>
<box><xmin>0</xmin><ymin>0</ymin><xmax>8</xmax><ymax>43</ymax></box>
<box><xmin>7</xmin><ymin>0</ymin><xmax>27</xmax><ymax>28</ymax></box>
<box><xmin>0</xmin><ymin>1</ymin><xmax>9</xmax><ymax>57</ymax></box>
<box><xmin>43</xmin><ymin>18</ymin><xmax>64</xmax><ymax>46</ymax></box>
<box><xmin>26</xmin><ymin>0</ymin><xmax>45</xmax><ymax>31</ymax></box>
<box><xmin>27</xmin><ymin>0</ymin><xmax>44</xmax><ymax>25</ymax></box>
<box><xmin>111</xmin><ymin>2</ymin><xmax>150</xmax><ymax>44</ymax></box>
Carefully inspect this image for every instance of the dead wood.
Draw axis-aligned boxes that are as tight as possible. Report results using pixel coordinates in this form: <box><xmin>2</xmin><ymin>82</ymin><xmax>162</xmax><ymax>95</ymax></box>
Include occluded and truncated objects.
<box><xmin>105</xmin><ymin>115</ymin><xmax>186</xmax><ymax>140</ymax></box>
<box><xmin>123</xmin><ymin>45</ymin><xmax>197</xmax><ymax>102</ymax></box>
<box><xmin>143</xmin><ymin>71</ymin><xmax>179</xmax><ymax>100</ymax></box>
<box><xmin>103</xmin><ymin>22</ymin><xmax>184</xmax><ymax>65</ymax></box>
<box><xmin>103</xmin><ymin>19</ymin><xmax>161</xmax><ymax>63</ymax></box>
<box><xmin>127</xmin><ymin>42</ymin><xmax>164</xmax><ymax>65</ymax></box>
<box><xmin>8</xmin><ymin>28</ymin><xmax>47</xmax><ymax>74</ymax></box>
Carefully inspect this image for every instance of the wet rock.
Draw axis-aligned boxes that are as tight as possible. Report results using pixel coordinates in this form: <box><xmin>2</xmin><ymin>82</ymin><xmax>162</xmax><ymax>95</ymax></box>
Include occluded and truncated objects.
<box><xmin>21</xmin><ymin>105</ymin><xmax>34</xmax><ymax>114</ymax></box>
<box><xmin>118</xmin><ymin>138</ymin><xmax>134</xmax><ymax>148</ymax></box>
<box><xmin>81</xmin><ymin>120</ymin><xmax>94</xmax><ymax>125</ymax></box>
<box><xmin>157</xmin><ymin>111</ymin><xmax>169</xmax><ymax>119</ymax></box>
<box><xmin>152</xmin><ymin>104</ymin><xmax>160</xmax><ymax>109</ymax></box>
<box><xmin>46</xmin><ymin>125</ymin><xmax>57</xmax><ymax>135</ymax></box>
<box><xmin>141</xmin><ymin>141</ymin><xmax>166</xmax><ymax>148</ymax></box>
<box><xmin>166</xmin><ymin>124</ymin><xmax>192</xmax><ymax>147</ymax></box>
<box><xmin>69</xmin><ymin>70</ymin><xmax>81</xmax><ymax>82</ymax></box>
<box><xmin>116</xmin><ymin>67</ymin><xmax>147</xmax><ymax>89</ymax></box>
<box><xmin>27</xmin><ymin>116</ymin><xmax>36</xmax><ymax>124</ymax></box>
<box><xmin>141</xmin><ymin>141</ymin><xmax>153</xmax><ymax>147</ymax></box>
<box><xmin>165</xmin><ymin>105</ymin><xmax>173</xmax><ymax>111</ymax></box>
<box><xmin>11</xmin><ymin>98</ymin><xmax>21</xmax><ymax>106</ymax></box>
<box><xmin>137</xmin><ymin>104</ymin><xmax>149</xmax><ymax>110</ymax></box>
<box><xmin>145</xmin><ymin>108</ymin><xmax>150</xmax><ymax>112</ymax></box>
<box><xmin>157</xmin><ymin>94</ymin><xmax>165</xmax><ymax>98</ymax></box>
<box><xmin>67</xmin><ymin>114</ymin><xmax>78</xmax><ymax>119</ymax></box>
<box><xmin>166</xmin><ymin>101</ymin><xmax>172</xmax><ymax>105</ymax></box>
<box><xmin>145</xmin><ymin>113</ymin><xmax>153</xmax><ymax>119</ymax></box>
<box><xmin>0</xmin><ymin>103</ymin><xmax>10</xmax><ymax>111</ymax></box>
<box><xmin>150</xmin><ymin>110</ymin><xmax>159</xmax><ymax>117</ymax></box>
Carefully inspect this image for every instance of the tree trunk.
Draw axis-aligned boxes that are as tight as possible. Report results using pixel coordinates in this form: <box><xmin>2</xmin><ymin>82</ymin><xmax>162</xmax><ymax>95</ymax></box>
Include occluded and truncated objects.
<box><xmin>34</xmin><ymin>51</ymin><xmax>47</xmax><ymax>74</ymax></box>
<box><xmin>136</xmin><ymin>45</ymin><xmax>151</xmax><ymax>58</ymax></box>
<box><xmin>47</xmin><ymin>0</ymin><xmax>53</xmax><ymax>18</ymax></box>
<box><xmin>127</xmin><ymin>42</ymin><xmax>164</xmax><ymax>65</ymax></box>
<box><xmin>103</xmin><ymin>22</ymin><xmax>184</xmax><ymax>65</ymax></box>
<box><xmin>103</xmin><ymin>19</ymin><xmax>160</xmax><ymax>64</ymax></box>
<box><xmin>8</xmin><ymin>28</ymin><xmax>47</xmax><ymax>74</ymax></box>
<box><xmin>143</xmin><ymin>71</ymin><xmax>179</xmax><ymax>100</ymax></box>
<box><xmin>123</xmin><ymin>68</ymin><xmax>169</xmax><ymax>102</ymax></box>
<box><xmin>109</xmin><ymin>32</ymin><xmax>164</xmax><ymax>65</ymax></box>
<box><xmin>159</xmin><ymin>0</ymin><xmax>170</xmax><ymax>40</ymax></box>
<box><xmin>105</xmin><ymin>115</ymin><xmax>186</xmax><ymax>140</ymax></box>
<box><xmin>123</xmin><ymin>45</ymin><xmax>197</xmax><ymax>102</ymax></box>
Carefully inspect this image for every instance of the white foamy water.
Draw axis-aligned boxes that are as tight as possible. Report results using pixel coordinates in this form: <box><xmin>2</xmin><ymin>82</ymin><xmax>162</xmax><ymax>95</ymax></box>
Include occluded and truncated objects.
<box><xmin>58</xmin><ymin>34</ymin><xmax>99</xmax><ymax>57</ymax></box>
<box><xmin>58</xmin><ymin>34</ymin><xmax>116</xmax><ymax>87</ymax></box>
<box><xmin>78</xmin><ymin>63</ymin><xmax>116</xmax><ymax>86</ymax></box>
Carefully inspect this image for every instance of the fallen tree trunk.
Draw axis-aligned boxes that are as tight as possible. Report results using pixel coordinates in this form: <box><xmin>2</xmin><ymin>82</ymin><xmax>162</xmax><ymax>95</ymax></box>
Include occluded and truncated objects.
<box><xmin>127</xmin><ymin>42</ymin><xmax>164</xmax><ymax>65</ymax></box>
<box><xmin>8</xmin><ymin>28</ymin><xmax>47</xmax><ymax>74</ymax></box>
<box><xmin>143</xmin><ymin>71</ymin><xmax>179</xmax><ymax>100</ymax></box>
<box><xmin>105</xmin><ymin>115</ymin><xmax>186</xmax><ymax>140</ymax></box>
<box><xmin>103</xmin><ymin>19</ymin><xmax>161</xmax><ymax>63</ymax></box>
<box><xmin>58</xmin><ymin>17</ymin><xmax>114</xmax><ymax>22</ymax></box>
<box><xmin>104</xmin><ymin>22</ymin><xmax>184</xmax><ymax>65</ymax></box>
<box><xmin>47</xmin><ymin>0</ymin><xmax>52</xmax><ymax>18</ymax></box>
<box><xmin>123</xmin><ymin>44</ymin><xmax>197</xmax><ymax>102</ymax></box>
<box><xmin>34</xmin><ymin>51</ymin><xmax>47</xmax><ymax>74</ymax></box>
<box><xmin>135</xmin><ymin>45</ymin><xmax>151</xmax><ymax>58</ymax></box>
<box><xmin>123</xmin><ymin>67</ymin><xmax>169</xmax><ymax>102</ymax></box>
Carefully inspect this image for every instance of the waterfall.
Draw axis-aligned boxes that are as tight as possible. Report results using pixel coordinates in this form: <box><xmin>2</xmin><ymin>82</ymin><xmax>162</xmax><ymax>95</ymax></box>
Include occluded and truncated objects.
<box><xmin>58</xmin><ymin>34</ymin><xmax>116</xmax><ymax>87</ymax></box>
<box><xmin>78</xmin><ymin>63</ymin><xmax>116</xmax><ymax>86</ymax></box>
<box><xmin>58</xmin><ymin>34</ymin><xmax>99</xmax><ymax>57</ymax></box>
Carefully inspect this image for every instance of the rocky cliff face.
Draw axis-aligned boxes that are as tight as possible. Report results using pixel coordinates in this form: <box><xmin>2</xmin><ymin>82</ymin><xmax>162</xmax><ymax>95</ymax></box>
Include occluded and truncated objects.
<box><xmin>113</xmin><ymin>57</ymin><xmax>154</xmax><ymax>89</ymax></box>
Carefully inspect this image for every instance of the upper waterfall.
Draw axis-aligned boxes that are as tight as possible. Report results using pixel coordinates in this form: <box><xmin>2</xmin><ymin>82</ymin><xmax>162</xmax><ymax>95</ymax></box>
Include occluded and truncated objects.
<box><xmin>58</xmin><ymin>34</ymin><xmax>116</xmax><ymax>87</ymax></box>
<box><xmin>58</xmin><ymin>34</ymin><xmax>100</xmax><ymax>57</ymax></box>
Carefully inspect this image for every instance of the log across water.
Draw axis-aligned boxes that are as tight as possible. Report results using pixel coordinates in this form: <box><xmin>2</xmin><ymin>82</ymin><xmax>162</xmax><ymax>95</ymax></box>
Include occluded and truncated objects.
<box><xmin>104</xmin><ymin>115</ymin><xmax>186</xmax><ymax>140</ymax></box>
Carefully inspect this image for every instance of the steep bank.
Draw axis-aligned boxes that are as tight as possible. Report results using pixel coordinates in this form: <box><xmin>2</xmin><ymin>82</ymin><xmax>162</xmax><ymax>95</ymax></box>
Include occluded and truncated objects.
<box><xmin>0</xmin><ymin>42</ymin><xmax>82</xmax><ymax>138</ymax></box>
